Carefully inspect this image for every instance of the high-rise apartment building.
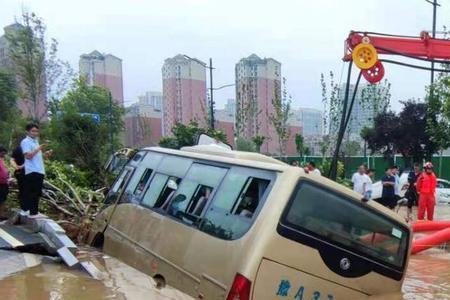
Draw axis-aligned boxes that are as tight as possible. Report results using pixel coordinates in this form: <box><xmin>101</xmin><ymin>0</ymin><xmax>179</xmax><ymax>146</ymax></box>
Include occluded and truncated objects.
<box><xmin>331</xmin><ymin>84</ymin><xmax>389</xmax><ymax>142</ymax></box>
<box><xmin>79</xmin><ymin>50</ymin><xmax>124</xmax><ymax>106</ymax></box>
<box><xmin>224</xmin><ymin>98</ymin><xmax>236</xmax><ymax>117</ymax></box>
<box><xmin>235</xmin><ymin>54</ymin><xmax>281</xmax><ymax>154</ymax></box>
<box><xmin>298</xmin><ymin>108</ymin><xmax>323</xmax><ymax>136</ymax></box>
<box><xmin>0</xmin><ymin>23</ymin><xmax>47</xmax><ymax>120</ymax></box>
<box><xmin>138</xmin><ymin>91</ymin><xmax>163</xmax><ymax>111</ymax></box>
<box><xmin>162</xmin><ymin>54</ymin><xmax>207</xmax><ymax>135</ymax></box>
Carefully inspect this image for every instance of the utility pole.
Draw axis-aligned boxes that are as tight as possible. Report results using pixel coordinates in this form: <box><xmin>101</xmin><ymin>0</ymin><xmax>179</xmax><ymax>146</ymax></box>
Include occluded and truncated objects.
<box><xmin>426</xmin><ymin>0</ymin><xmax>440</xmax><ymax>85</ymax></box>
<box><xmin>109</xmin><ymin>91</ymin><xmax>114</xmax><ymax>155</ymax></box>
<box><xmin>209</xmin><ymin>58</ymin><xmax>215</xmax><ymax>129</ymax></box>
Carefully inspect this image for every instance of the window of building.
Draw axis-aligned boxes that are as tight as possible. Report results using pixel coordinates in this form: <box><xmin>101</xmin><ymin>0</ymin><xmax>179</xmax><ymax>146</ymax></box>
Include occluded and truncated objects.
<box><xmin>199</xmin><ymin>168</ymin><xmax>272</xmax><ymax>240</ymax></box>
<box><xmin>168</xmin><ymin>164</ymin><xmax>228</xmax><ymax>225</ymax></box>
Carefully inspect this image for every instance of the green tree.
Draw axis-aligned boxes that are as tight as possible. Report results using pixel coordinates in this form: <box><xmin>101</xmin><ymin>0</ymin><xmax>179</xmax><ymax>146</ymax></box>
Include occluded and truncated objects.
<box><xmin>235</xmin><ymin>137</ymin><xmax>256</xmax><ymax>152</ymax></box>
<box><xmin>49</xmin><ymin>78</ymin><xmax>124</xmax><ymax>185</ymax></box>
<box><xmin>270</xmin><ymin>77</ymin><xmax>292</xmax><ymax>156</ymax></box>
<box><xmin>252</xmin><ymin>135</ymin><xmax>265</xmax><ymax>153</ymax></box>
<box><xmin>363</xmin><ymin>100</ymin><xmax>437</xmax><ymax>166</ymax></box>
<box><xmin>158</xmin><ymin>121</ymin><xmax>228</xmax><ymax>149</ymax></box>
<box><xmin>426</xmin><ymin>75</ymin><xmax>450</xmax><ymax>175</ymax></box>
<box><xmin>294</xmin><ymin>133</ymin><xmax>306</xmax><ymax>159</ymax></box>
<box><xmin>0</xmin><ymin>69</ymin><xmax>19</xmax><ymax>147</ymax></box>
<box><xmin>5</xmin><ymin>11</ymin><xmax>74</xmax><ymax>121</ymax></box>
<box><xmin>342</xmin><ymin>140</ymin><xmax>361</xmax><ymax>156</ymax></box>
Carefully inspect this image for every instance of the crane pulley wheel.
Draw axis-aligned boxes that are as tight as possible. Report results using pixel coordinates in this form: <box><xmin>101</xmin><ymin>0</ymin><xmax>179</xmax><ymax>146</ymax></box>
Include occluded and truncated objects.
<box><xmin>362</xmin><ymin>60</ymin><xmax>385</xmax><ymax>84</ymax></box>
<box><xmin>352</xmin><ymin>43</ymin><xmax>378</xmax><ymax>70</ymax></box>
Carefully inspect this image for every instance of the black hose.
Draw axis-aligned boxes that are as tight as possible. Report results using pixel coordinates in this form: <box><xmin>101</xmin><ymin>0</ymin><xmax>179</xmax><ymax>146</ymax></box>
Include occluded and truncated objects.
<box><xmin>375</xmin><ymin>46</ymin><xmax>450</xmax><ymax>65</ymax></box>
<box><xmin>380</xmin><ymin>59</ymin><xmax>450</xmax><ymax>72</ymax></box>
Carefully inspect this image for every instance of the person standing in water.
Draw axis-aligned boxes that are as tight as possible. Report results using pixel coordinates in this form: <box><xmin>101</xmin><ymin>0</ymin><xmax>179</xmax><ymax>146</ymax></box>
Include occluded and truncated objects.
<box><xmin>416</xmin><ymin>162</ymin><xmax>437</xmax><ymax>221</ymax></box>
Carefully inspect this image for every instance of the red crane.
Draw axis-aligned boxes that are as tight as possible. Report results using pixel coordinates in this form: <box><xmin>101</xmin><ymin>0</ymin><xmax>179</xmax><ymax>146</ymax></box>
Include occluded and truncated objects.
<box><xmin>328</xmin><ymin>31</ymin><xmax>450</xmax><ymax>179</ymax></box>
<box><xmin>343</xmin><ymin>31</ymin><xmax>450</xmax><ymax>83</ymax></box>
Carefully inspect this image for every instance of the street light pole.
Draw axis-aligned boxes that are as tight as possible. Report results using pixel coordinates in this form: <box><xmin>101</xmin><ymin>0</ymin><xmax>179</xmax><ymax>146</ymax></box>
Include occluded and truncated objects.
<box><xmin>426</xmin><ymin>0</ymin><xmax>440</xmax><ymax>85</ymax></box>
<box><xmin>209</xmin><ymin>58</ymin><xmax>215</xmax><ymax>129</ymax></box>
<box><xmin>109</xmin><ymin>91</ymin><xmax>114</xmax><ymax>155</ymax></box>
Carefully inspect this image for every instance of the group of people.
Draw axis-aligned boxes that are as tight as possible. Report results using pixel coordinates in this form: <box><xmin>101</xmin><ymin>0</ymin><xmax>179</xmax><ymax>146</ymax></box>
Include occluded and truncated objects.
<box><xmin>351</xmin><ymin>165</ymin><xmax>375</xmax><ymax>201</ymax></box>
<box><xmin>351</xmin><ymin>162</ymin><xmax>437</xmax><ymax>222</ymax></box>
<box><xmin>0</xmin><ymin>123</ymin><xmax>50</xmax><ymax>220</ymax></box>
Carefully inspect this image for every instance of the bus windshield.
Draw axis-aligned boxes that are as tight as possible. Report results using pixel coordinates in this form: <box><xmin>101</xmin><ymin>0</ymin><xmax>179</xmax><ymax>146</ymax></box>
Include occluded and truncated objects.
<box><xmin>281</xmin><ymin>180</ymin><xmax>409</xmax><ymax>269</ymax></box>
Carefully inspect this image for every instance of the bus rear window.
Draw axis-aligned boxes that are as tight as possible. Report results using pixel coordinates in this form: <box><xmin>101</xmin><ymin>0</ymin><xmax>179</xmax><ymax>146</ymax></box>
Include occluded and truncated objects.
<box><xmin>281</xmin><ymin>181</ymin><xmax>409</xmax><ymax>269</ymax></box>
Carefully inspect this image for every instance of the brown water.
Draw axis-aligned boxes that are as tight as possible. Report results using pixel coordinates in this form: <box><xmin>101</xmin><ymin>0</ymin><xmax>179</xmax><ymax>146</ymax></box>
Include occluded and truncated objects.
<box><xmin>2</xmin><ymin>206</ymin><xmax>450</xmax><ymax>299</ymax></box>
<box><xmin>400</xmin><ymin>204</ymin><xmax>450</xmax><ymax>300</ymax></box>
<box><xmin>0</xmin><ymin>249</ymin><xmax>193</xmax><ymax>300</ymax></box>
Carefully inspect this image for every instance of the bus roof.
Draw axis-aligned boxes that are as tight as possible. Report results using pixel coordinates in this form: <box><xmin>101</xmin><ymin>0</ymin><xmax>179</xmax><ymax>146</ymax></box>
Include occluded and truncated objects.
<box><xmin>144</xmin><ymin>145</ymin><xmax>288</xmax><ymax>171</ymax></box>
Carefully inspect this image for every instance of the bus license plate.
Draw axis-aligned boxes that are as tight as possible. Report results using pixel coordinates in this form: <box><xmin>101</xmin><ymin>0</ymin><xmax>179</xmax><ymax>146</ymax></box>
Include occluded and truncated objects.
<box><xmin>276</xmin><ymin>280</ymin><xmax>335</xmax><ymax>300</ymax></box>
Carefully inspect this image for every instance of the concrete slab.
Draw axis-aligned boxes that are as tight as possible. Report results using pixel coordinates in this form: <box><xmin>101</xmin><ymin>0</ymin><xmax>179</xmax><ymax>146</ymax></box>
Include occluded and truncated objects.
<box><xmin>49</xmin><ymin>233</ymin><xmax>77</xmax><ymax>253</ymax></box>
<box><xmin>0</xmin><ymin>225</ymin><xmax>44</xmax><ymax>250</ymax></box>
<box><xmin>80</xmin><ymin>261</ymin><xmax>104</xmax><ymax>280</ymax></box>
<box><xmin>0</xmin><ymin>250</ymin><xmax>43</xmax><ymax>279</ymax></box>
<box><xmin>57</xmin><ymin>247</ymin><xmax>79</xmax><ymax>268</ymax></box>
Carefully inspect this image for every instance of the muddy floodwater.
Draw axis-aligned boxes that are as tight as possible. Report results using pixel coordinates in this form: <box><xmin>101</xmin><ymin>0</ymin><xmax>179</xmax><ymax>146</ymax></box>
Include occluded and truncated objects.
<box><xmin>2</xmin><ymin>206</ymin><xmax>450</xmax><ymax>299</ymax></box>
<box><xmin>0</xmin><ymin>249</ymin><xmax>194</xmax><ymax>300</ymax></box>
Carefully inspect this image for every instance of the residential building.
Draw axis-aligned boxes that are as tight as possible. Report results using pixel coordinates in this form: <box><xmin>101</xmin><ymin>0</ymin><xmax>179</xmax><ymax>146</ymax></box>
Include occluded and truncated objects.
<box><xmin>224</xmin><ymin>98</ymin><xmax>236</xmax><ymax>117</ymax></box>
<box><xmin>286</xmin><ymin>114</ymin><xmax>302</xmax><ymax>156</ymax></box>
<box><xmin>79</xmin><ymin>50</ymin><xmax>124</xmax><ymax>106</ymax></box>
<box><xmin>304</xmin><ymin>135</ymin><xmax>324</xmax><ymax>156</ymax></box>
<box><xmin>235</xmin><ymin>54</ymin><xmax>281</xmax><ymax>154</ymax></box>
<box><xmin>138</xmin><ymin>91</ymin><xmax>163</xmax><ymax>111</ymax></box>
<box><xmin>215</xmin><ymin>108</ymin><xmax>235</xmax><ymax>147</ymax></box>
<box><xmin>0</xmin><ymin>23</ymin><xmax>47</xmax><ymax>120</ymax></box>
<box><xmin>162</xmin><ymin>54</ymin><xmax>207</xmax><ymax>135</ymax></box>
<box><xmin>124</xmin><ymin>101</ymin><xmax>163</xmax><ymax>148</ymax></box>
<box><xmin>331</xmin><ymin>83</ymin><xmax>389</xmax><ymax>143</ymax></box>
<box><xmin>298</xmin><ymin>108</ymin><xmax>323</xmax><ymax>136</ymax></box>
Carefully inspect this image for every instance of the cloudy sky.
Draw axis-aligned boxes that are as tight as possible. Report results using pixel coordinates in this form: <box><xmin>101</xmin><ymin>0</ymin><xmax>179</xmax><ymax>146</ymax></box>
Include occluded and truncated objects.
<box><xmin>2</xmin><ymin>0</ymin><xmax>449</xmax><ymax>111</ymax></box>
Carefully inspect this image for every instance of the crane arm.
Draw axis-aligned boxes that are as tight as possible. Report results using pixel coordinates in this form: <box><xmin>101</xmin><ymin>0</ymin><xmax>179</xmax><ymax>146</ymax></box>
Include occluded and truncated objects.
<box><xmin>343</xmin><ymin>31</ymin><xmax>450</xmax><ymax>83</ymax></box>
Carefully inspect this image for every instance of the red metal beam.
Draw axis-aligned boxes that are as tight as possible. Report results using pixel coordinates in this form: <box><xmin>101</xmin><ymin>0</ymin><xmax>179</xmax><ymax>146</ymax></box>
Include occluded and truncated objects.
<box><xmin>344</xmin><ymin>31</ymin><xmax>450</xmax><ymax>61</ymax></box>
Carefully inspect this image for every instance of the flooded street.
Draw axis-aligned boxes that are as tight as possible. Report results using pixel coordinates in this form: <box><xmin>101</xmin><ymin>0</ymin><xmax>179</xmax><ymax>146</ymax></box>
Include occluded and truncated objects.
<box><xmin>1</xmin><ymin>205</ymin><xmax>450</xmax><ymax>299</ymax></box>
<box><xmin>0</xmin><ymin>248</ymin><xmax>193</xmax><ymax>300</ymax></box>
<box><xmin>400</xmin><ymin>204</ymin><xmax>450</xmax><ymax>300</ymax></box>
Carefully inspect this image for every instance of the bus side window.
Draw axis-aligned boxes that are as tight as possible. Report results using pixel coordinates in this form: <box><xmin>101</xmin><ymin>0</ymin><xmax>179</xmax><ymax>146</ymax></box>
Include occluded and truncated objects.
<box><xmin>141</xmin><ymin>174</ymin><xmax>180</xmax><ymax>209</ymax></box>
<box><xmin>121</xmin><ymin>168</ymin><xmax>154</xmax><ymax>203</ymax></box>
<box><xmin>104</xmin><ymin>167</ymin><xmax>134</xmax><ymax>205</ymax></box>
<box><xmin>120</xmin><ymin>152</ymin><xmax>164</xmax><ymax>204</ymax></box>
<box><xmin>200</xmin><ymin>168</ymin><xmax>271</xmax><ymax>240</ymax></box>
<box><xmin>168</xmin><ymin>164</ymin><xmax>228</xmax><ymax>225</ymax></box>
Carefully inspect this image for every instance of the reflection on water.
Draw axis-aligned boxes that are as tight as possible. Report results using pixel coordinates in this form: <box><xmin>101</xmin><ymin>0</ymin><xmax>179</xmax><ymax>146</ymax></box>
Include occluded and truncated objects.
<box><xmin>0</xmin><ymin>248</ymin><xmax>192</xmax><ymax>300</ymax></box>
<box><xmin>401</xmin><ymin>204</ymin><xmax>450</xmax><ymax>300</ymax></box>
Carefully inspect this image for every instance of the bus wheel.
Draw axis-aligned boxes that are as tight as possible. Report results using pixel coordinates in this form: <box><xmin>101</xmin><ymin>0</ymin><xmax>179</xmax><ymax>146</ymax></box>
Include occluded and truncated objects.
<box><xmin>153</xmin><ymin>274</ymin><xmax>166</xmax><ymax>289</ymax></box>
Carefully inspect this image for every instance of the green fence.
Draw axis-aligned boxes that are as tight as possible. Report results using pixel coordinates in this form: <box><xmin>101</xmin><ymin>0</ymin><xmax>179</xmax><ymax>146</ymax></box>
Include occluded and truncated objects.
<box><xmin>281</xmin><ymin>155</ymin><xmax>450</xmax><ymax>181</ymax></box>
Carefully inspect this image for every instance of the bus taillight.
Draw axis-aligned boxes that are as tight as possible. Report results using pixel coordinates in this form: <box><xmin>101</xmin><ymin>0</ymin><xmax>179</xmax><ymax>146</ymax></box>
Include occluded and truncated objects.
<box><xmin>226</xmin><ymin>273</ymin><xmax>251</xmax><ymax>300</ymax></box>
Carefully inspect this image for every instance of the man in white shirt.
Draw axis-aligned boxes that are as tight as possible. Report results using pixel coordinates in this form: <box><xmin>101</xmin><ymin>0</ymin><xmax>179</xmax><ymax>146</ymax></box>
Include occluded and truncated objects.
<box><xmin>21</xmin><ymin>123</ymin><xmax>51</xmax><ymax>218</ymax></box>
<box><xmin>305</xmin><ymin>161</ymin><xmax>321</xmax><ymax>176</ymax></box>
<box><xmin>393</xmin><ymin>165</ymin><xmax>401</xmax><ymax>200</ymax></box>
<box><xmin>352</xmin><ymin>165</ymin><xmax>371</xmax><ymax>196</ymax></box>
